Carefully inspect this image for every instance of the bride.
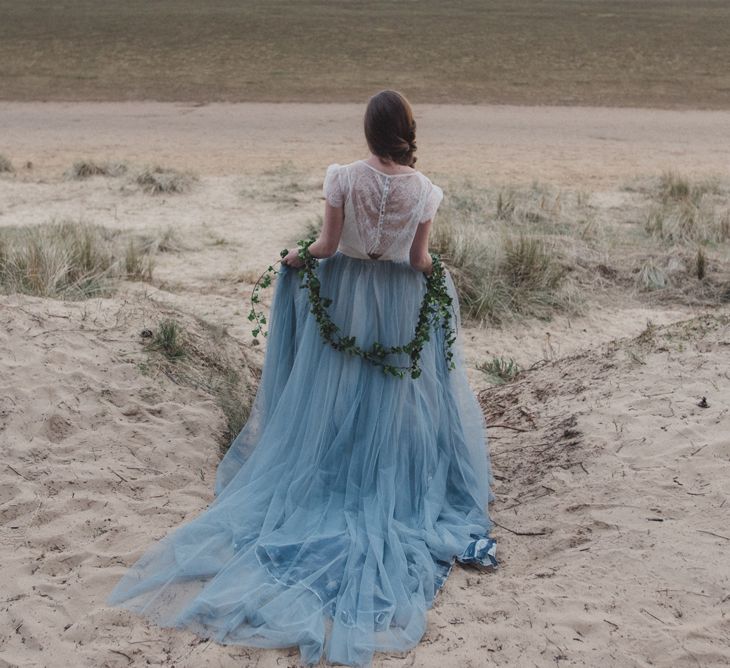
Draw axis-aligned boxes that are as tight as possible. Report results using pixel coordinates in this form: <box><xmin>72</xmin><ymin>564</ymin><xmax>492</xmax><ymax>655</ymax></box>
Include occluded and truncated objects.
<box><xmin>107</xmin><ymin>89</ymin><xmax>497</xmax><ymax>667</ymax></box>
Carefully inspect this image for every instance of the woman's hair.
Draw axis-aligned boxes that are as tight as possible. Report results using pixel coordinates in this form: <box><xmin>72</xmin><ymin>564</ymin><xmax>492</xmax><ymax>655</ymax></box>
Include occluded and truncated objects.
<box><xmin>363</xmin><ymin>90</ymin><xmax>417</xmax><ymax>167</ymax></box>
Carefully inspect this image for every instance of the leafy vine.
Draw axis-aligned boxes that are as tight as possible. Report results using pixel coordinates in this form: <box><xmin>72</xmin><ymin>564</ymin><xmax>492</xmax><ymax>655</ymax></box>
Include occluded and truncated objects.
<box><xmin>248</xmin><ymin>238</ymin><xmax>456</xmax><ymax>379</ymax></box>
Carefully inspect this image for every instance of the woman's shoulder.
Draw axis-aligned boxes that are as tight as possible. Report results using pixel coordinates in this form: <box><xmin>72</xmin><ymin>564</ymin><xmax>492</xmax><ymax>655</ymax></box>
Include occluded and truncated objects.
<box><xmin>323</xmin><ymin>161</ymin><xmax>359</xmax><ymax>188</ymax></box>
<box><xmin>331</xmin><ymin>159</ymin><xmax>435</xmax><ymax>180</ymax></box>
<box><xmin>415</xmin><ymin>170</ymin><xmax>443</xmax><ymax>198</ymax></box>
<box><xmin>324</xmin><ymin>160</ymin><xmax>361</xmax><ymax>171</ymax></box>
<box><xmin>325</xmin><ymin>161</ymin><xmax>441</xmax><ymax>194</ymax></box>
<box><xmin>326</xmin><ymin>160</ymin><xmax>372</xmax><ymax>178</ymax></box>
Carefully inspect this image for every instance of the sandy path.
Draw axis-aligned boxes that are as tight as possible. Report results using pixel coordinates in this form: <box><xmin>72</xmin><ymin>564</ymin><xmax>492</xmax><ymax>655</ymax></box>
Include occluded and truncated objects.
<box><xmin>2</xmin><ymin>102</ymin><xmax>730</xmax><ymax>188</ymax></box>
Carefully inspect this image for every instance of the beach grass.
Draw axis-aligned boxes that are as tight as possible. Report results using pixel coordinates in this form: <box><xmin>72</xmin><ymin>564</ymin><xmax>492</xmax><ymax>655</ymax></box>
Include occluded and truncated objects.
<box><xmin>0</xmin><ymin>220</ymin><xmax>177</xmax><ymax>298</ymax></box>
<box><xmin>135</xmin><ymin>166</ymin><xmax>196</xmax><ymax>195</ymax></box>
<box><xmin>0</xmin><ymin>154</ymin><xmax>14</xmax><ymax>173</ymax></box>
<box><xmin>65</xmin><ymin>160</ymin><xmax>128</xmax><ymax>179</ymax></box>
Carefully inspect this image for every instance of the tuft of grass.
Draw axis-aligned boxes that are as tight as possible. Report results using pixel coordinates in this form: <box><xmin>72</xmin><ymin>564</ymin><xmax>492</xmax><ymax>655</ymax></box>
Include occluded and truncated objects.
<box><xmin>136</xmin><ymin>166</ymin><xmax>196</xmax><ymax>194</ymax></box>
<box><xmin>696</xmin><ymin>247</ymin><xmax>707</xmax><ymax>279</ymax></box>
<box><xmin>124</xmin><ymin>239</ymin><xmax>155</xmax><ymax>280</ymax></box>
<box><xmin>495</xmin><ymin>189</ymin><xmax>516</xmax><ymax>220</ymax></box>
<box><xmin>644</xmin><ymin>172</ymin><xmax>729</xmax><ymax>245</ymax></box>
<box><xmin>0</xmin><ymin>154</ymin><xmax>14</xmax><ymax>173</ymax></box>
<box><xmin>501</xmin><ymin>235</ymin><xmax>566</xmax><ymax>292</ymax></box>
<box><xmin>0</xmin><ymin>220</ymin><xmax>117</xmax><ymax>298</ymax></box>
<box><xmin>431</xmin><ymin>194</ymin><xmax>573</xmax><ymax>323</ymax></box>
<box><xmin>477</xmin><ymin>356</ymin><xmax>520</xmax><ymax>384</ymax></box>
<box><xmin>0</xmin><ymin>219</ymin><xmax>163</xmax><ymax>299</ymax></box>
<box><xmin>636</xmin><ymin>320</ymin><xmax>657</xmax><ymax>345</ymax></box>
<box><xmin>636</xmin><ymin>259</ymin><xmax>668</xmax><ymax>291</ymax></box>
<box><xmin>303</xmin><ymin>214</ymin><xmax>323</xmax><ymax>239</ymax></box>
<box><xmin>137</xmin><ymin>226</ymin><xmax>185</xmax><ymax>254</ymax></box>
<box><xmin>645</xmin><ymin>199</ymin><xmax>730</xmax><ymax>244</ymax></box>
<box><xmin>65</xmin><ymin>160</ymin><xmax>128</xmax><ymax>179</ymax></box>
<box><xmin>148</xmin><ymin>318</ymin><xmax>186</xmax><ymax>359</ymax></box>
<box><xmin>657</xmin><ymin>170</ymin><xmax>720</xmax><ymax>206</ymax></box>
<box><xmin>215</xmin><ymin>367</ymin><xmax>252</xmax><ymax>450</ymax></box>
<box><xmin>188</xmin><ymin>318</ymin><xmax>254</xmax><ymax>450</ymax></box>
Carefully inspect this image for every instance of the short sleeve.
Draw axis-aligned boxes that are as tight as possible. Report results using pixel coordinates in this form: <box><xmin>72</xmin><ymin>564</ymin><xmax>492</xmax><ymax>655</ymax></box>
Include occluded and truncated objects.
<box><xmin>323</xmin><ymin>163</ymin><xmax>344</xmax><ymax>207</ymax></box>
<box><xmin>420</xmin><ymin>181</ymin><xmax>444</xmax><ymax>223</ymax></box>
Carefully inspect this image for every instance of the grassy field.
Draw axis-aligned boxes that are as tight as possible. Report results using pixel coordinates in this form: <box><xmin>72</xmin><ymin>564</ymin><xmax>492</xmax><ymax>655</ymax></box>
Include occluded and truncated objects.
<box><xmin>1</xmin><ymin>0</ymin><xmax>729</xmax><ymax>108</ymax></box>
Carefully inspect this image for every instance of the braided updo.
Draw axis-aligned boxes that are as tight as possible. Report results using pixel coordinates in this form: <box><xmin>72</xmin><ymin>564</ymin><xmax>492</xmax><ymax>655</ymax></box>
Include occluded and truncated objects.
<box><xmin>363</xmin><ymin>90</ymin><xmax>418</xmax><ymax>168</ymax></box>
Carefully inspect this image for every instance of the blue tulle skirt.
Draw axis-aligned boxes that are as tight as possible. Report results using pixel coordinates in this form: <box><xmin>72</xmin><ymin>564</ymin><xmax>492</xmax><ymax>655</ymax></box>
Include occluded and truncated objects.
<box><xmin>106</xmin><ymin>252</ymin><xmax>497</xmax><ymax>667</ymax></box>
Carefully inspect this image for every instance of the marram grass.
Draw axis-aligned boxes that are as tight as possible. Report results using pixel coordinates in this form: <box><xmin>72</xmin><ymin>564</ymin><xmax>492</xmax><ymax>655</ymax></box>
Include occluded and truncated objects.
<box><xmin>0</xmin><ymin>220</ymin><xmax>175</xmax><ymax>299</ymax></box>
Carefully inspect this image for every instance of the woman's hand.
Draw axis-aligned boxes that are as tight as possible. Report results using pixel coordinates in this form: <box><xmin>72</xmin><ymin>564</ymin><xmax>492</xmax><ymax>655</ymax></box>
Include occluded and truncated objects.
<box><xmin>281</xmin><ymin>248</ymin><xmax>305</xmax><ymax>268</ymax></box>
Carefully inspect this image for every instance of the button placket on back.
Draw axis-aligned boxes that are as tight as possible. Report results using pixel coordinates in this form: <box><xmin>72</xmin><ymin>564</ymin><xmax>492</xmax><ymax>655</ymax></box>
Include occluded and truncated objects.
<box><xmin>371</xmin><ymin>174</ymin><xmax>390</xmax><ymax>256</ymax></box>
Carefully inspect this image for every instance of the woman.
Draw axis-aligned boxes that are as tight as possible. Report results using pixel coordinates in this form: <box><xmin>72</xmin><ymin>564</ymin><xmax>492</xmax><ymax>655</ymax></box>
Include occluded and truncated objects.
<box><xmin>107</xmin><ymin>89</ymin><xmax>497</xmax><ymax>667</ymax></box>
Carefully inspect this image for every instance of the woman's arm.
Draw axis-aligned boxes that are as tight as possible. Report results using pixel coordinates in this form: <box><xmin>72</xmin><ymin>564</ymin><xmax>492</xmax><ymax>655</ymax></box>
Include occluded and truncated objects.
<box><xmin>282</xmin><ymin>202</ymin><xmax>344</xmax><ymax>266</ymax></box>
<box><xmin>409</xmin><ymin>218</ymin><xmax>433</xmax><ymax>274</ymax></box>
<box><xmin>308</xmin><ymin>202</ymin><xmax>344</xmax><ymax>258</ymax></box>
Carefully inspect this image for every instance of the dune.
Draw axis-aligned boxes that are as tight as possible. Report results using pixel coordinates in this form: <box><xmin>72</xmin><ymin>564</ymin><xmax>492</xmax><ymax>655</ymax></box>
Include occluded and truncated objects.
<box><xmin>2</xmin><ymin>297</ymin><xmax>728</xmax><ymax>666</ymax></box>
<box><xmin>1</xmin><ymin>101</ymin><xmax>729</xmax><ymax>667</ymax></box>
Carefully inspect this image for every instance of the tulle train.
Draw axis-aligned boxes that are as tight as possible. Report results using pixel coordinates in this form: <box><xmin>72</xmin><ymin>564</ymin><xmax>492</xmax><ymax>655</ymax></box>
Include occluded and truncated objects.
<box><xmin>106</xmin><ymin>252</ymin><xmax>497</xmax><ymax>667</ymax></box>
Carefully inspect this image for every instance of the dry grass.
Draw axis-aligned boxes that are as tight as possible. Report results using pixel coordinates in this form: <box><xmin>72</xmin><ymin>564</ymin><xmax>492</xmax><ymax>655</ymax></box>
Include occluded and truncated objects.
<box><xmin>636</xmin><ymin>258</ymin><xmax>669</xmax><ymax>291</ymax></box>
<box><xmin>303</xmin><ymin>214</ymin><xmax>324</xmax><ymax>239</ymax></box>
<box><xmin>0</xmin><ymin>154</ymin><xmax>13</xmax><ymax>173</ymax></box>
<box><xmin>645</xmin><ymin>200</ymin><xmax>730</xmax><ymax>244</ymax></box>
<box><xmin>695</xmin><ymin>248</ymin><xmax>707</xmax><ymax>280</ymax></box>
<box><xmin>65</xmin><ymin>160</ymin><xmax>128</xmax><ymax>179</ymax></box>
<box><xmin>0</xmin><ymin>221</ymin><xmax>119</xmax><ymax>298</ymax></box>
<box><xmin>632</xmin><ymin>248</ymin><xmax>730</xmax><ymax>305</ymax></box>
<box><xmin>432</xmin><ymin>171</ymin><xmax>730</xmax><ymax>317</ymax></box>
<box><xmin>123</xmin><ymin>238</ymin><xmax>154</xmax><ymax>281</ymax></box>
<box><xmin>147</xmin><ymin>318</ymin><xmax>186</xmax><ymax>359</ymax></box>
<box><xmin>656</xmin><ymin>170</ymin><xmax>721</xmax><ymax>206</ymax></box>
<box><xmin>643</xmin><ymin>171</ymin><xmax>729</xmax><ymax>243</ymax></box>
<box><xmin>0</xmin><ymin>220</ymin><xmax>175</xmax><ymax>298</ymax></box>
<box><xmin>477</xmin><ymin>356</ymin><xmax>521</xmax><ymax>384</ymax></box>
<box><xmin>431</xmin><ymin>182</ymin><xmax>581</xmax><ymax>323</ymax></box>
<box><xmin>136</xmin><ymin>226</ymin><xmax>186</xmax><ymax>254</ymax></box>
<box><xmin>625</xmin><ymin>171</ymin><xmax>730</xmax><ymax>303</ymax></box>
<box><xmin>136</xmin><ymin>166</ymin><xmax>196</xmax><ymax>195</ymax></box>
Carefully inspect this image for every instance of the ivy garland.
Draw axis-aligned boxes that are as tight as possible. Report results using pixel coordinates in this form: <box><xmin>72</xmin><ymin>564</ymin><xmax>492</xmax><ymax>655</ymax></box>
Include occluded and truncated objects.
<box><xmin>248</xmin><ymin>237</ymin><xmax>457</xmax><ymax>379</ymax></box>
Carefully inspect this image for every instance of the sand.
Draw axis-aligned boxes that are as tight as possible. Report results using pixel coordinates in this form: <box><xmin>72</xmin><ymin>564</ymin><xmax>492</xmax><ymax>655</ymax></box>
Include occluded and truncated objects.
<box><xmin>1</xmin><ymin>102</ymin><xmax>729</xmax><ymax>667</ymax></box>
<box><xmin>2</xmin><ymin>102</ymin><xmax>730</xmax><ymax>188</ymax></box>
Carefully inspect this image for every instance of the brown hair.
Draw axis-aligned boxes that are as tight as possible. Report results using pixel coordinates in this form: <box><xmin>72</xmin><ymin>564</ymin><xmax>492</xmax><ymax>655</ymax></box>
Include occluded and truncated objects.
<box><xmin>363</xmin><ymin>90</ymin><xmax>417</xmax><ymax>167</ymax></box>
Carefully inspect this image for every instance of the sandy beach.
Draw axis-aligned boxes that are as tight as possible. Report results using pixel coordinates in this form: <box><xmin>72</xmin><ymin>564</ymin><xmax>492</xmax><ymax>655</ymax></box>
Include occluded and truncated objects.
<box><xmin>1</xmin><ymin>102</ymin><xmax>729</xmax><ymax>667</ymax></box>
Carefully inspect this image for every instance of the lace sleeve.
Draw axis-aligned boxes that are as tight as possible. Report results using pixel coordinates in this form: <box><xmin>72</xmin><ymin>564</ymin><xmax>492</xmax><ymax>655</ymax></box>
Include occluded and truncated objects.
<box><xmin>420</xmin><ymin>181</ymin><xmax>444</xmax><ymax>223</ymax></box>
<box><xmin>323</xmin><ymin>163</ymin><xmax>344</xmax><ymax>207</ymax></box>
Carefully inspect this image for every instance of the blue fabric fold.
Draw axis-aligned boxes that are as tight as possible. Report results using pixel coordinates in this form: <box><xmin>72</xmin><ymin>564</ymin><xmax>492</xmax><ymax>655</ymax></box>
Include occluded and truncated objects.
<box><xmin>107</xmin><ymin>252</ymin><xmax>497</xmax><ymax>667</ymax></box>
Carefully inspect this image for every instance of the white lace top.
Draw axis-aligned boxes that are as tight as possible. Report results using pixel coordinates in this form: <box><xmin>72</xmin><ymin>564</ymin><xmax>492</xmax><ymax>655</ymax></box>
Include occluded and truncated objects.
<box><xmin>323</xmin><ymin>160</ymin><xmax>444</xmax><ymax>262</ymax></box>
